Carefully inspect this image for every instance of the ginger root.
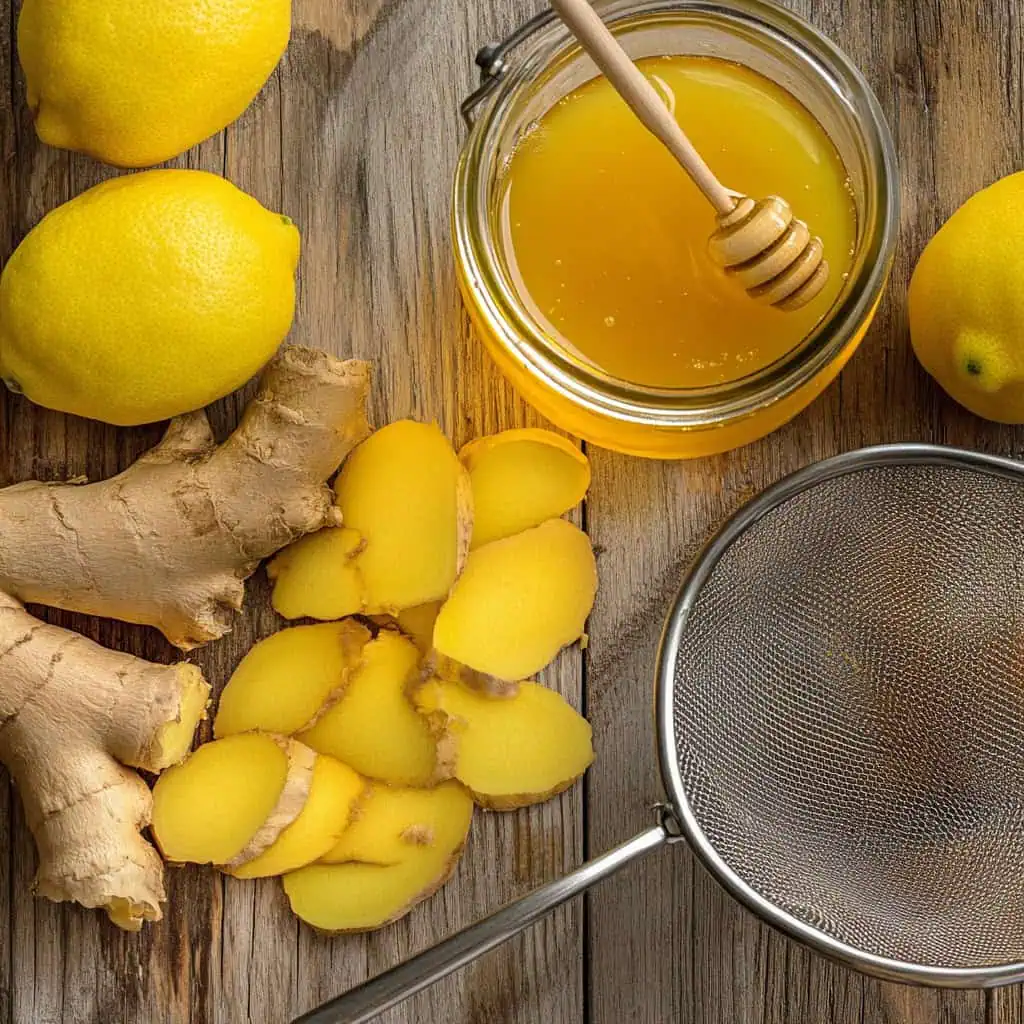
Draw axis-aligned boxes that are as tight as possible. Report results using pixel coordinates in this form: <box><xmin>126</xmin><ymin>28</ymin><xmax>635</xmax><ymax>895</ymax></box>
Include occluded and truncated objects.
<box><xmin>415</xmin><ymin>679</ymin><xmax>593</xmax><ymax>810</ymax></box>
<box><xmin>269</xmin><ymin>420</ymin><xmax>472</xmax><ymax>620</ymax></box>
<box><xmin>0</xmin><ymin>593</ymin><xmax>210</xmax><ymax>930</ymax></box>
<box><xmin>0</xmin><ymin>345</ymin><xmax>370</xmax><ymax>649</ymax></box>
<box><xmin>460</xmin><ymin>429</ymin><xmax>590</xmax><ymax>548</ymax></box>
<box><xmin>0</xmin><ymin>343</ymin><xmax>370</xmax><ymax>930</ymax></box>
<box><xmin>298</xmin><ymin>631</ymin><xmax>440</xmax><ymax>786</ymax></box>
<box><xmin>214</xmin><ymin>620</ymin><xmax>370</xmax><ymax>738</ymax></box>
<box><xmin>432</xmin><ymin>518</ymin><xmax>597</xmax><ymax>684</ymax></box>
<box><xmin>321</xmin><ymin>780</ymin><xmax>472</xmax><ymax>866</ymax></box>
<box><xmin>283</xmin><ymin>780</ymin><xmax>473</xmax><ymax>932</ymax></box>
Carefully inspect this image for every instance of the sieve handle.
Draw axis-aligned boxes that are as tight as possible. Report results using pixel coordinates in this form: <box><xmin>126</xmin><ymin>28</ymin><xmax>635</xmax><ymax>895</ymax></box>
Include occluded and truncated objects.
<box><xmin>293</xmin><ymin>823</ymin><xmax>670</xmax><ymax>1024</ymax></box>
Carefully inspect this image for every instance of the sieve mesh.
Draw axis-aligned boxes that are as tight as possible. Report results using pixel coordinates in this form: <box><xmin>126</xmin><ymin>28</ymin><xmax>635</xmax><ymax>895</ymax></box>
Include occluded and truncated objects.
<box><xmin>669</xmin><ymin>459</ymin><xmax>1024</xmax><ymax>969</ymax></box>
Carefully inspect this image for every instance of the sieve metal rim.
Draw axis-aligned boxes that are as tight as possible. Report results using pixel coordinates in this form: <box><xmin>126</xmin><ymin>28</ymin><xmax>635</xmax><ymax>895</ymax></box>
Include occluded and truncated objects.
<box><xmin>656</xmin><ymin>441</ymin><xmax>1024</xmax><ymax>988</ymax></box>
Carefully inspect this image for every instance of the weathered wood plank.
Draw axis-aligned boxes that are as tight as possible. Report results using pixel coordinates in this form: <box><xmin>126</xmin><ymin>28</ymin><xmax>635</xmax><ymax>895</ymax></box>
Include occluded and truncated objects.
<box><xmin>584</xmin><ymin>0</ymin><xmax>1024</xmax><ymax>1023</ymax></box>
<box><xmin>273</xmin><ymin>4</ymin><xmax>585</xmax><ymax>1021</ymax></box>
<box><xmin>0</xmin><ymin>0</ymin><xmax>584</xmax><ymax>1021</ymax></box>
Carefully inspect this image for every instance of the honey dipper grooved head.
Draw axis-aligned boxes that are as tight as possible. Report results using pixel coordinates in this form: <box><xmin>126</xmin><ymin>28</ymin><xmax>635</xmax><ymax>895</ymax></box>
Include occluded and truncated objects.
<box><xmin>708</xmin><ymin>195</ymin><xmax>830</xmax><ymax>311</ymax></box>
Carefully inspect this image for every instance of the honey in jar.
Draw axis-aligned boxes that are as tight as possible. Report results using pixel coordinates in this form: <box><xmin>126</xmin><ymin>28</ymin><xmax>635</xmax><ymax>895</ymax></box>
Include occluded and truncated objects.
<box><xmin>499</xmin><ymin>55</ymin><xmax>858</xmax><ymax>389</ymax></box>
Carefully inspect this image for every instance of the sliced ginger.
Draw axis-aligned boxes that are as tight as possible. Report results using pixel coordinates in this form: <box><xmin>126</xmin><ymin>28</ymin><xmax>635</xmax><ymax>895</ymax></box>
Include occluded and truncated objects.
<box><xmin>283</xmin><ymin>858</ymin><xmax>454</xmax><ymax>933</ymax></box>
<box><xmin>321</xmin><ymin>780</ymin><xmax>473</xmax><ymax>866</ymax></box>
<box><xmin>416</xmin><ymin>679</ymin><xmax>593</xmax><ymax>809</ymax></box>
<box><xmin>269</xmin><ymin>420</ymin><xmax>472</xmax><ymax>619</ymax></box>
<box><xmin>214</xmin><ymin>620</ymin><xmax>370</xmax><ymax>738</ymax></box>
<box><xmin>368</xmin><ymin>601</ymin><xmax>442</xmax><ymax>652</ymax></box>
<box><xmin>395</xmin><ymin>601</ymin><xmax>442</xmax><ymax>652</ymax></box>
<box><xmin>229</xmin><ymin>755</ymin><xmax>365</xmax><ymax>879</ymax></box>
<box><xmin>460</xmin><ymin>429</ymin><xmax>591</xmax><ymax>548</ymax></box>
<box><xmin>267</xmin><ymin>528</ymin><xmax>365</xmax><ymax>621</ymax></box>
<box><xmin>283</xmin><ymin>781</ymin><xmax>473</xmax><ymax>931</ymax></box>
<box><xmin>299</xmin><ymin>630</ymin><xmax>439</xmax><ymax>786</ymax></box>
<box><xmin>152</xmin><ymin>733</ymin><xmax>314</xmax><ymax>866</ymax></box>
<box><xmin>337</xmin><ymin>421</ymin><xmax>472</xmax><ymax>611</ymax></box>
<box><xmin>433</xmin><ymin>518</ymin><xmax>597</xmax><ymax>683</ymax></box>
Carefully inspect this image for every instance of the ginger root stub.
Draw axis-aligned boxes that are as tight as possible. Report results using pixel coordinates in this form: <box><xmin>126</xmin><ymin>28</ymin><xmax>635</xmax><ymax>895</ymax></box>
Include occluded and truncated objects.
<box><xmin>0</xmin><ymin>345</ymin><xmax>371</xmax><ymax>650</ymax></box>
<box><xmin>0</xmin><ymin>593</ymin><xmax>210</xmax><ymax>930</ymax></box>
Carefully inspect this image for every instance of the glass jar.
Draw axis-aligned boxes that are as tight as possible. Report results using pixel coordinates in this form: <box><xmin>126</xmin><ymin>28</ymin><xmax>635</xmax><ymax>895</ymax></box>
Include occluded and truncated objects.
<box><xmin>453</xmin><ymin>0</ymin><xmax>899</xmax><ymax>459</ymax></box>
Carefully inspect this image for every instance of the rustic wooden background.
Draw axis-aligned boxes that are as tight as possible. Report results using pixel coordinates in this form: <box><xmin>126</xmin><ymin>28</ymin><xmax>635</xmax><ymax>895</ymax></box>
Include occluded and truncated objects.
<box><xmin>1</xmin><ymin>0</ymin><xmax>1023</xmax><ymax>1021</ymax></box>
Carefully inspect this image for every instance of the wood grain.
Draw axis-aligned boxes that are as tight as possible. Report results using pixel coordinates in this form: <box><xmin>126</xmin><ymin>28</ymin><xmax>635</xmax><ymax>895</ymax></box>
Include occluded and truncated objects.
<box><xmin>584</xmin><ymin>3</ymin><xmax>1024</xmax><ymax>1024</ymax></box>
<box><xmin>0</xmin><ymin>0</ymin><xmax>1023</xmax><ymax>1022</ymax></box>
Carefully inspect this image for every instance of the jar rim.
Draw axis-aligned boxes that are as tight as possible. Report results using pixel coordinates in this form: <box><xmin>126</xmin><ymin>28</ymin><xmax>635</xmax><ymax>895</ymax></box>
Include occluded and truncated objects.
<box><xmin>453</xmin><ymin>0</ymin><xmax>900</xmax><ymax>429</ymax></box>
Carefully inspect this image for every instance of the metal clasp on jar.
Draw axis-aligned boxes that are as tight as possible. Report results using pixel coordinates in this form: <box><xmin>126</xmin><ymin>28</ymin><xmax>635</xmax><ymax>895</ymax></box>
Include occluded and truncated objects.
<box><xmin>461</xmin><ymin>10</ymin><xmax>557</xmax><ymax>127</ymax></box>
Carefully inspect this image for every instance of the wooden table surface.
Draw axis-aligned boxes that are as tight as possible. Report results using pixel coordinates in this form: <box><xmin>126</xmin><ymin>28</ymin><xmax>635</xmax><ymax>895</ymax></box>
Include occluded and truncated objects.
<box><xmin>2</xmin><ymin>0</ymin><xmax>1024</xmax><ymax>1021</ymax></box>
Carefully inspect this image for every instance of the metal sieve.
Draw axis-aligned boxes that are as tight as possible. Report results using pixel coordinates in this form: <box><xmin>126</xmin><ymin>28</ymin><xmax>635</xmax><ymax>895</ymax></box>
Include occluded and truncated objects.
<box><xmin>297</xmin><ymin>443</ymin><xmax>1024</xmax><ymax>1024</ymax></box>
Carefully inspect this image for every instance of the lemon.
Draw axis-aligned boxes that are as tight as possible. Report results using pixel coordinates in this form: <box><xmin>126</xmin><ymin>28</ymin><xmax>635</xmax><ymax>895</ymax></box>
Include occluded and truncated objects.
<box><xmin>17</xmin><ymin>0</ymin><xmax>290</xmax><ymax>167</ymax></box>
<box><xmin>909</xmin><ymin>172</ymin><xmax>1024</xmax><ymax>423</ymax></box>
<box><xmin>0</xmin><ymin>169</ymin><xmax>300</xmax><ymax>426</ymax></box>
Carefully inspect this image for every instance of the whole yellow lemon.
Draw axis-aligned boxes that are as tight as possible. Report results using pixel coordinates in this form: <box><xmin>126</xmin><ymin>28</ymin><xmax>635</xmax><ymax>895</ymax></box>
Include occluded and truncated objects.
<box><xmin>909</xmin><ymin>172</ymin><xmax>1024</xmax><ymax>423</ymax></box>
<box><xmin>0</xmin><ymin>169</ymin><xmax>300</xmax><ymax>426</ymax></box>
<box><xmin>17</xmin><ymin>0</ymin><xmax>290</xmax><ymax>167</ymax></box>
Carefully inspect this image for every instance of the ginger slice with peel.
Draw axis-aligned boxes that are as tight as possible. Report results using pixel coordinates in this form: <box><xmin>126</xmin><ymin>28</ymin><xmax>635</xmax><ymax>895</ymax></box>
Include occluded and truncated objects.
<box><xmin>0</xmin><ymin>593</ymin><xmax>210</xmax><ymax>930</ymax></box>
<box><xmin>432</xmin><ymin>518</ymin><xmax>597</xmax><ymax>684</ymax></box>
<box><xmin>229</xmin><ymin>755</ymin><xmax>365</xmax><ymax>879</ymax></box>
<box><xmin>299</xmin><ymin>631</ymin><xmax>439</xmax><ymax>786</ymax></box>
<box><xmin>214</xmin><ymin>620</ymin><xmax>371</xmax><ymax>739</ymax></box>
<box><xmin>336</xmin><ymin>420</ymin><xmax>472</xmax><ymax>612</ymax></box>
<box><xmin>283</xmin><ymin>858</ymin><xmax>458</xmax><ymax>933</ymax></box>
<box><xmin>283</xmin><ymin>781</ymin><xmax>473</xmax><ymax>931</ymax></box>
<box><xmin>366</xmin><ymin>601</ymin><xmax>441</xmax><ymax>653</ymax></box>
<box><xmin>224</xmin><ymin>738</ymin><xmax>318</xmax><ymax>869</ymax></box>
<box><xmin>460</xmin><ymin>429</ymin><xmax>591</xmax><ymax>548</ymax></box>
<box><xmin>415</xmin><ymin>679</ymin><xmax>594</xmax><ymax>810</ymax></box>
<box><xmin>321</xmin><ymin>780</ymin><xmax>472</xmax><ymax>866</ymax></box>
<box><xmin>269</xmin><ymin>420</ymin><xmax>473</xmax><ymax>620</ymax></box>
<box><xmin>0</xmin><ymin>345</ymin><xmax>370</xmax><ymax>650</ymax></box>
<box><xmin>267</xmin><ymin>527</ymin><xmax>365</xmax><ymax>621</ymax></box>
<box><xmin>152</xmin><ymin>733</ymin><xmax>315</xmax><ymax>867</ymax></box>
<box><xmin>394</xmin><ymin>601</ymin><xmax>442</xmax><ymax>653</ymax></box>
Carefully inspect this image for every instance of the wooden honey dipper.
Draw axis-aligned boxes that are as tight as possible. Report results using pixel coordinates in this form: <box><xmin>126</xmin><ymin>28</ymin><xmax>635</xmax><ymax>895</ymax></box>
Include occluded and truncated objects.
<box><xmin>550</xmin><ymin>0</ymin><xmax>830</xmax><ymax>311</ymax></box>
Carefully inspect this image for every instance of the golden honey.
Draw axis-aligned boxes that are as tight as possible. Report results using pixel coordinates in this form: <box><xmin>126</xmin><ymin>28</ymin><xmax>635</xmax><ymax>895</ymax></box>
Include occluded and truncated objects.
<box><xmin>453</xmin><ymin>3</ymin><xmax>898</xmax><ymax>458</ymax></box>
<box><xmin>500</xmin><ymin>55</ymin><xmax>857</xmax><ymax>390</ymax></box>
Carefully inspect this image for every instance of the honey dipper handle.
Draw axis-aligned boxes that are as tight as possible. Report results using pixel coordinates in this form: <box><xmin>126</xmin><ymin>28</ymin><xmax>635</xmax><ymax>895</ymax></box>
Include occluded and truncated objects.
<box><xmin>551</xmin><ymin>0</ymin><xmax>736</xmax><ymax>215</ymax></box>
